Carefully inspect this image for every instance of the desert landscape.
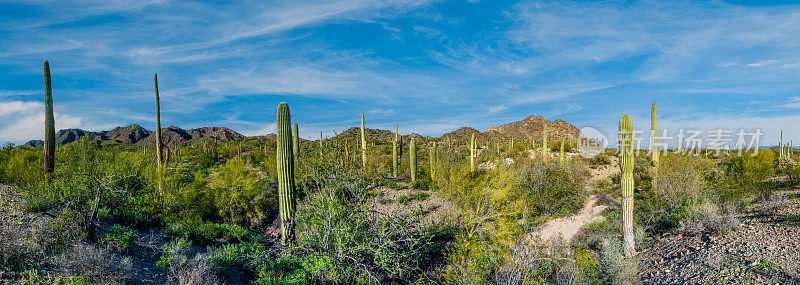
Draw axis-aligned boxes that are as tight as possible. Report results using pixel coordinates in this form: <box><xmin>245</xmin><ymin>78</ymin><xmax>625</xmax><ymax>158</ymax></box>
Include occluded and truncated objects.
<box><xmin>2</xmin><ymin>1</ymin><xmax>799</xmax><ymax>284</ymax></box>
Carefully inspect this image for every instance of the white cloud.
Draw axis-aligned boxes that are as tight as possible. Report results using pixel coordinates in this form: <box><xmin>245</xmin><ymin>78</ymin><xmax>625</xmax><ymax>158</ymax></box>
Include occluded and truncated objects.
<box><xmin>781</xmin><ymin>97</ymin><xmax>800</xmax><ymax>109</ymax></box>
<box><xmin>0</xmin><ymin>101</ymin><xmax>84</xmax><ymax>143</ymax></box>
<box><xmin>487</xmin><ymin>104</ymin><xmax>507</xmax><ymax>114</ymax></box>
<box><xmin>240</xmin><ymin>122</ymin><xmax>278</xmax><ymax>137</ymax></box>
<box><xmin>747</xmin><ymin>60</ymin><xmax>779</xmax><ymax>67</ymax></box>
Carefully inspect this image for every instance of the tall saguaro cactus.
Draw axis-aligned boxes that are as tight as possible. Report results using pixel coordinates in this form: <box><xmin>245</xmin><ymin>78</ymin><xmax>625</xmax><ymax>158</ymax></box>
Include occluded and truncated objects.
<box><xmin>470</xmin><ymin>133</ymin><xmax>476</xmax><ymax>171</ymax></box>
<box><xmin>361</xmin><ymin>114</ymin><xmax>367</xmax><ymax>170</ymax></box>
<box><xmin>542</xmin><ymin>125</ymin><xmax>548</xmax><ymax>159</ymax></box>
<box><xmin>651</xmin><ymin>102</ymin><xmax>659</xmax><ymax>190</ymax></box>
<box><xmin>393</xmin><ymin>125</ymin><xmax>399</xmax><ymax>177</ymax></box>
<box><xmin>293</xmin><ymin>124</ymin><xmax>300</xmax><ymax>164</ymax></box>
<box><xmin>43</xmin><ymin>61</ymin><xmax>55</xmax><ymax>174</ymax></box>
<box><xmin>276</xmin><ymin>102</ymin><xmax>296</xmax><ymax>245</ymax></box>
<box><xmin>410</xmin><ymin>138</ymin><xmax>417</xmax><ymax>182</ymax></box>
<box><xmin>154</xmin><ymin>74</ymin><xmax>163</xmax><ymax>166</ymax></box>
<box><xmin>559</xmin><ymin>140</ymin><xmax>565</xmax><ymax>162</ymax></box>
<box><xmin>619</xmin><ymin>114</ymin><xmax>635</xmax><ymax>258</ymax></box>
<box><xmin>429</xmin><ymin>142</ymin><xmax>436</xmax><ymax>179</ymax></box>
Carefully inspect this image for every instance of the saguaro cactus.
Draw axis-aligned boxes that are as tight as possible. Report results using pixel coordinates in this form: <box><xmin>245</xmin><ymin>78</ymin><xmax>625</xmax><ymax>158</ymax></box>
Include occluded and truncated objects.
<box><xmin>429</xmin><ymin>142</ymin><xmax>436</xmax><ymax>179</ymax></box>
<box><xmin>43</xmin><ymin>61</ymin><xmax>55</xmax><ymax>174</ymax></box>
<box><xmin>559</xmin><ymin>140</ymin><xmax>565</xmax><ymax>162</ymax></box>
<box><xmin>361</xmin><ymin>114</ymin><xmax>367</xmax><ymax>170</ymax></box>
<box><xmin>154</xmin><ymin>74</ymin><xmax>163</xmax><ymax>166</ymax></box>
<box><xmin>542</xmin><ymin>125</ymin><xmax>548</xmax><ymax>159</ymax></box>
<box><xmin>470</xmin><ymin>133</ymin><xmax>476</xmax><ymax>171</ymax></box>
<box><xmin>393</xmin><ymin>125</ymin><xmax>398</xmax><ymax>177</ymax></box>
<box><xmin>398</xmin><ymin>125</ymin><xmax>403</xmax><ymax>159</ymax></box>
<box><xmin>293</xmin><ymin>124</ymin><xmax>300</xmax><ymax>164</ymax></box>
<box><xmin>619</xmin><ymin>114</ymin><xmax>635</xmax><ymax>258</ymax></box>
<box><xmin>651</xmin><ymin>102</ymin><xmax>659</xmax><ymax>190</ymax></box>
<box><xmin>276</xmin><ymin>102</ymin><xmax>296</xmax><ymax>245</ymax></box>
<box><xmin>410</xmin><ymin>138</ymin><xmax>417</xmax><ymax>182</ymax></box>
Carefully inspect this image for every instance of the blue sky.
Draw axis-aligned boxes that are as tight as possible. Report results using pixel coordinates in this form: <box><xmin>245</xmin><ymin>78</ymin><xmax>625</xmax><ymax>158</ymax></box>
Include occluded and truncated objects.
<box><xmin>1</xmin><ymin>0</ymin><xmax>799</xmax><ymax>147</ymax></box>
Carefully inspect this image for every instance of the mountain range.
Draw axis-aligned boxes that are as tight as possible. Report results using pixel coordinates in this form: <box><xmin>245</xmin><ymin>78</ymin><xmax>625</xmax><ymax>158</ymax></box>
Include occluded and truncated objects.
<box><xmin>23</xmin><ymin>116</ymin><xmax>578</xmax><ymax>147</ymax></box>
<box><xmin>24</xmin><ymin>125</ymin><xmax>244</xmax><ymax>147</ymax></box>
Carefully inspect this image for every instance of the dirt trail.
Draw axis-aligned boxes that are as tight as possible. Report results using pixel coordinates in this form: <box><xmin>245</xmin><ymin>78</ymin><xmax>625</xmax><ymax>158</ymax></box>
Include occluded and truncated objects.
<box><xmin>536</xmin><ymin>195</ymin><xmax>608</xmax><ymax>243</ymax></box>
<box><xmin>533</xmin><ymin>156</ymin><xmax>618</xmax><ymax>243</ymax></box>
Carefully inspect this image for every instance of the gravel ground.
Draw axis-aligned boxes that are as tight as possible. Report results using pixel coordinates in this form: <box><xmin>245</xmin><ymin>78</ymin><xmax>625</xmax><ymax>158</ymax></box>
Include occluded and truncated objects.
<box><xmin>638</xmin><ymin>189</ymin><xmax>800</xmax><ymax>284</ymax></box>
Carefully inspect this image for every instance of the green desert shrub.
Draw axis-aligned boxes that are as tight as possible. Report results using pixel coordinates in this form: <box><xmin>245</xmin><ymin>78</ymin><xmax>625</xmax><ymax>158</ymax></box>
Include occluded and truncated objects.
<box><xmin>515</xmin><ymin>159</ymin><xmax>591</xmax><ymax>217</ymax></box>
<box><xmin>101</xmin><ymin>224</ymin><xmax>134</xmax><ymax>254</ymax></box>
<box><xmin>0</xmin><ymin>146</ymin><xmax>44</xmax><ymax>187</ymax></box>
<box><xmin>722</xmin><ymin>149</ymin><xmax>775</xmax><ymax>201</ymax></box>
<box><xmin>637</xmin><ymin>153</ymin><xmax>740</xmax><ymax>234</ymax></box>
<box><xmin>294</xmin><ymin>159</ymin><xmax>440</xmax><ymax>283</ymax></box>
<box><xmin>208</xmin><ymin>158</ymin><xmax>277</xmax><ymax>230</ymax></box>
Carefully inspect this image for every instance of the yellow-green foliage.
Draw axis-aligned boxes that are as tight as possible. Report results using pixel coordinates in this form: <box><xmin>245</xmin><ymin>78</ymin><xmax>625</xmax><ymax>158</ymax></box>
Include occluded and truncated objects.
<box><xmin>433</xmin><ymin>146</ymin><xmax>592</xmax><ymax>283</ymax></box>
<box><xmin>0</xmin><ymin>146</ymin><xmax>44</xmax><ymax>186</ymax></box>
<box><xmin>209</xmin><ymin>158</ymin><xmax>275</xmax><ymax>229</ymax></box>
<box><xmin>723</xmin><ymin>149</ymin><xmax>776</xmax><ymax>200</ymax></box>
<box><xmin>653</xmin><ymin>153</ymin><xmax>715</xmax><ymax>206</ymax></box>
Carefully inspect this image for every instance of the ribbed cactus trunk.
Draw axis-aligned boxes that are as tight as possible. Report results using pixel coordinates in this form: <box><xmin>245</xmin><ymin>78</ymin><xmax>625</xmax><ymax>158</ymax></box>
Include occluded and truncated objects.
<box><xmin>470</xmin><ymin>133</ymin><xmax>475</xmax><ymax>171</ymax></box>
<box><xmin>542</xmin><ymin>125</ymin><xmax>548</xmax><ymax>159</ymax></box>
<box><xmin>510</xmin><ymin>138</ymin><xmax>514</xmax><ymax>150</ymax></box>
<box><xmin>154</xmin><ymin>74</ymin><xmax>164</xmax><ymax>166</ymax></box>
<box><xmin>780</xmin><ymin>130</ymin><xmax>784</xmax><ymax>158</ymax></box>
<box><xmin>429</xmin><ymin>142</ymin><xmax>436</xmax><ymax>179</ymax></box>
<box><xmin>153</xmin><ymin>74</ymin><xmax>164</xmax><ymax>192</ymax></box>
<box><xmin>393</xmin><ymin>124</ymin><xmax>399</xmax><ymax>177</ymax></box>
<box><xmin>651</xmin><ymin>102</ymin><xmax>659</xmax><ymax>190</ymax></box>
<box><xmin>293</xmin><ymin>124</ymin><xmax>300</xmax><ymax>164</ymax></box>
<box><xmin>276</xmin><ymin>102</ymin><xmax>296</xmax><ymax>245</ymax></box>
<box><xmin>559</xmin><ymin>140</ymin><xmax>565</xmax><ymax>162</ymax></box>
<box><xmin>619</xmin><ymin>114</ymin><xmax>635</xmax><ymax>258</ymax></box>
<box><xmin>43</xmin><ymin>61</ymin><xmax>55</xmax><ymax>174</ymax></box>
<box><xmin>410</xmin><ymin>138</ymin><xmax>417</xmax><ymax>182</ymax></box>
<box><xmin>361</xmin><ymin>114</ymin><xmax>367</xmax><ymax>170</ymax></box>
<box><xmin>392</xmin><ymin>140</ymin><xmax>398</xmax><ymax>177</ymax></box>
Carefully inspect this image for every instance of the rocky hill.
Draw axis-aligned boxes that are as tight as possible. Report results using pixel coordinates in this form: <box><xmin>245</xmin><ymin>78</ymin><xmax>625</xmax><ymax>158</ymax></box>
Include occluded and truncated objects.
<box><xmin>441</xmin><ymin>127</ymin><xmax>488</xmax><ymax>144</ymax></box>
<box><xmin>106</xmin><ymin>125</ymin><xmax>151</xmax><ymax>144</ymax></box>
<box><xmin>134</xmin><ymin>126</ymin><xmax>245</xmax><ymax>146</ymax></box>
<box><xmin>485</xmin><ymin>115</ymin><xmax>579</xmax><ymax>142</ymax></box>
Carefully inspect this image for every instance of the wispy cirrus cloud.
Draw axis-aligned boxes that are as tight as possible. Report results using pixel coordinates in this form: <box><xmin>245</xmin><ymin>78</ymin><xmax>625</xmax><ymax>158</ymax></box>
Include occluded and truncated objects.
<box><xmin>2</xmin><ymin>0</ymin><xmax>800</xmax><ymax>145</ymax></box>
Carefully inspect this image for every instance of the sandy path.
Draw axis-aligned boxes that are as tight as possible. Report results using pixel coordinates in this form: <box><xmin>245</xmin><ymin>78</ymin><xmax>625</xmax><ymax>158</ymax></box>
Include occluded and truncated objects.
<box><xmin>536</xmin><ymin>195</ymin><xmax>608</xmax><ymax>243</ymax></box>
<box><xmin>533</xmin><ymin>156</ymin><xmax>618</xmax><ymax>243</ymax></box>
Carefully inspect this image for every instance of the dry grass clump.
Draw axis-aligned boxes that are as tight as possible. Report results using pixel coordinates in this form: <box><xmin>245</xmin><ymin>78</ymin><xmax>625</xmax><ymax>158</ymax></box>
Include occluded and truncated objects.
<box><xmin>53</xmin><ymin>242</ymin><xmax>133</xmax><ymax>284</ymax></box>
